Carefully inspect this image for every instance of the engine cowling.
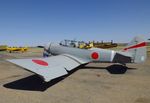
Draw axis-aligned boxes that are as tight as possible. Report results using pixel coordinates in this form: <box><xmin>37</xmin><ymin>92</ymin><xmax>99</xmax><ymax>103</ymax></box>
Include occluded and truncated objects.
<box><xmin>43</xmin><ymin>43</ymin><xmax>51</xmax><ymax>57</ymax></box>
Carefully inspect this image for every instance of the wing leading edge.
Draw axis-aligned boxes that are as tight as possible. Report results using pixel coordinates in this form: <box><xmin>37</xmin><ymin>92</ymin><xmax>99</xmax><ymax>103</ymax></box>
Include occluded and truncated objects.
<box><xmin>7</xmin><ymin>55</ymin><xmax>89</xmax><ymax>82</ymax></box>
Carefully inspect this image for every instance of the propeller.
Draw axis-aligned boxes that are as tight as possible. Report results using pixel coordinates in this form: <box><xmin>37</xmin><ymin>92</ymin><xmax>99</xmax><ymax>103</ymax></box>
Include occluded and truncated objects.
<box><xmin>37</xmin><ymin>46</ymin><xmax>44</xmax><ymax>48</ymax></box>
<box><xmin>43</xmin><ymin>43</ymin><xmax>52</xmax><ymax>57</ymax></box>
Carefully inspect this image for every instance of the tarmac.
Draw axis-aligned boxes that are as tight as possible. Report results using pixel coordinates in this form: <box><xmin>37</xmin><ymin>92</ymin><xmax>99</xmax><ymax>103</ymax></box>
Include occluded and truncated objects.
<box><xmin>0</xmin><ymin>47</ymin><xmax>150</xmax><ymax>103</ymax></box>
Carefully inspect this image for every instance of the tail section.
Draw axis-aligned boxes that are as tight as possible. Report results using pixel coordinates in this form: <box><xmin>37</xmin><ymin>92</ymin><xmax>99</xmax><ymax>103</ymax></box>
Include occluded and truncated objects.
<box><xmin>123</xmin><ymin>36</ymin><xmax>147</xmax><ymax>63</ymax></box>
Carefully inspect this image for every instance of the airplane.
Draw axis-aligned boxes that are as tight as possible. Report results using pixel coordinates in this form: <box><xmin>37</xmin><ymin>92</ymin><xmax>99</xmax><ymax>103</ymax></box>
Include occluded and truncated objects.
<box><xmin>7</xmin><ymin>47</ymin><xmax>28</xmax><ymax>53</ymax></box>
<box><xmin>7</xmin><ymin>36</ymin><xmax>147</xmax><ymax>82</ymax></box>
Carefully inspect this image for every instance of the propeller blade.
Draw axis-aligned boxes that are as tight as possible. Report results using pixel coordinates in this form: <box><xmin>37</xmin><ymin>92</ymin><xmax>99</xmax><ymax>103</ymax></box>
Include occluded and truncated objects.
<box><xmin>37</xmin><ymin>46</ymin><xmax>44</xmax><ymax>48</ymax></box>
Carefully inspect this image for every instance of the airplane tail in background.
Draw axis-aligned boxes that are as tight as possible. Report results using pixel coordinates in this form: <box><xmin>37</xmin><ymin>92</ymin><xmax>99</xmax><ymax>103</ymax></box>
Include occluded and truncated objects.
<box><xmin>123</xmin><ymin>36</ymin><xmax>147</xmax><ymax>63</ymax></box>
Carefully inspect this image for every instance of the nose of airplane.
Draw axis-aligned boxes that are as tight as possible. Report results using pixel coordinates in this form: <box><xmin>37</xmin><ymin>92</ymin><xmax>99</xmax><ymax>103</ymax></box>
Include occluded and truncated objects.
<box><xmin>44</xmin><ymin>43</ymin><xmax>50</xmax><ymax>51</ymax></box>
<box><xmin>43</xmin><ymin>42</ymin><xmax>60</xmax><ymax>57</ymax></box>
<box><xmin>43</xmin><ymin>43</ymin><xmax>51</xmax><ymax>57</ymax></box>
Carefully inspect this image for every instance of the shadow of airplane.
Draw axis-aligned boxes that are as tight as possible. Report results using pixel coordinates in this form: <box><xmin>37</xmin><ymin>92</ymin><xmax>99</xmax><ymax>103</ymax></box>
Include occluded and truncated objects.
<box><xmin>4</xmin><ymin>75</ymin><xmax>68</xmax><ymax>92</ymax></box>
<box><xmin>3</xmin><ymin>64</ymin><xmax>137</xmax><ymax>92</ymax></box>
<box><xmin>3</xmin><ymin>67</ymin><xmax>79</xmax><ymax>92</ymax></box>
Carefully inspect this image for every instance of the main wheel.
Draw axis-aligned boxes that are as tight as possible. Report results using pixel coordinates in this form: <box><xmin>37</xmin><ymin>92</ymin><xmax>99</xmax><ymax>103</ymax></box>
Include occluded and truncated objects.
<box><xmin>106</xmin><ymin>64</ymin><xmax>127</xmax><ymax>74</ymax></box>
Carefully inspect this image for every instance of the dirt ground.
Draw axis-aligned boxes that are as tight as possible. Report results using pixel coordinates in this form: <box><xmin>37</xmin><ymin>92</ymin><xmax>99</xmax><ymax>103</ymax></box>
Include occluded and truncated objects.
<box><xmin>0</xmin><ymin>47</ymin><xmax>150</xmax><ymax>103</ymax></box>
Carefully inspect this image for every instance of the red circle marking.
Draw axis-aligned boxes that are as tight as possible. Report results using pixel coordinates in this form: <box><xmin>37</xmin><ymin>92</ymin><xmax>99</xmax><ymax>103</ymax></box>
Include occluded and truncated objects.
<box><xmin>32</xmin><ymin>59</ymin><xmax>48</xmax><ymax>66</ymax></box>
<box><xmin>91</xmin><ymin>52</ymin><xmax>99</xmax><ymax>59</ymax></box>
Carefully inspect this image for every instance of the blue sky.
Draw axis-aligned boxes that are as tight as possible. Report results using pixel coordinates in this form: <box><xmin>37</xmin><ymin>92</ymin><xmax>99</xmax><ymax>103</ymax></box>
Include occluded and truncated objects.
<box><xmin>0</xmin><ymin>0</ymin><xmax>150</xmax><ymax>46</ymax></box>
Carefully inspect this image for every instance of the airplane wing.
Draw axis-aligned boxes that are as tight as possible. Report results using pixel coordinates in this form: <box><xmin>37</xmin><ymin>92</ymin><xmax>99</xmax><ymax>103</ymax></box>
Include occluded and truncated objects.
<box><xmin>7</xmin><ymin>54</ymin><xmax>90</xmax><ymax>82</ymax></box>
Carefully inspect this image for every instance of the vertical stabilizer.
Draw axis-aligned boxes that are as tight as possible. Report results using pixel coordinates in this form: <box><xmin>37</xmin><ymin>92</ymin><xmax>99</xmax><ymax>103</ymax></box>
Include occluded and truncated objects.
<box><xmin>123</xmin><ymin>36</ymin><xmax>147</xmax><ymax>63</ymax></box>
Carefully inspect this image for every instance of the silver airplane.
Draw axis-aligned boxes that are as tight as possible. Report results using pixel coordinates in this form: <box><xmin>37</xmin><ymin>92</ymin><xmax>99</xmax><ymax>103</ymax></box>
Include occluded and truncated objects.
<box><xmin>7</xmin><ymin>36</ymin><xmax>147</xmax><ymax>82</ymax></box>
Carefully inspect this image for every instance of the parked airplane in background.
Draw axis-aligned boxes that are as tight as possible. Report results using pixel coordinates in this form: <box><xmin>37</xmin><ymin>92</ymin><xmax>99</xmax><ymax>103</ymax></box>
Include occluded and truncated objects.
<box><xmin>7</xmin><ymin>47</ymin><xmax>28</xmax><ymax>53</ymax></box>
<box><xmin>7</xmin><ymin>36</ymin><xmax>147</xmax><ymax>82</ymax></box>
<box><xmin>0</xmin><ymin>45</ymin><xmax>28</xmax><ymax>53</ymax></box>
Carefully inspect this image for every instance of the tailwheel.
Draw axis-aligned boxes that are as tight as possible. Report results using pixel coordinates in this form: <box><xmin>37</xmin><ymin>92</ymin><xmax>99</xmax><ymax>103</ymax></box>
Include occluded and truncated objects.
<box><xmin>106</xmin><ymin>64</ymin><xmax>127</xmax><ymax>74</ymax></box>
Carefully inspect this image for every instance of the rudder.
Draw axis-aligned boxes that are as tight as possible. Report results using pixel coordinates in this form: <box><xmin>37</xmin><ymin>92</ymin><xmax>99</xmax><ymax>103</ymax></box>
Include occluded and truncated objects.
<box><xmin>123</xmin><ymin>36</ymin><xmax>147</xmax><ymax>63</ymax></box>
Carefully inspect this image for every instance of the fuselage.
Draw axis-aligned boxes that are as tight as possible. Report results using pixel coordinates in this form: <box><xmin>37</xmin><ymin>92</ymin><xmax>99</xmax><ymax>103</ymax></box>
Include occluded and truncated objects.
<box><xmin>45</xmin><ymin>43</ymin><xmax>116</xmax><ymax>63</ymax></box>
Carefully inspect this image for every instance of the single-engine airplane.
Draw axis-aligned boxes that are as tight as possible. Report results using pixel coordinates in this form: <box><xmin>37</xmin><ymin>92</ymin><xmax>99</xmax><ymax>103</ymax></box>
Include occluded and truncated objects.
<box><xmin>7</xmin><ymin>36</ymin><xmax>147</xmax><ymax>82</ymax></box>
<box><xmin>7</xmin><ymin>47</ymin><xmax>28</xmax><ymax>53</ymax></box>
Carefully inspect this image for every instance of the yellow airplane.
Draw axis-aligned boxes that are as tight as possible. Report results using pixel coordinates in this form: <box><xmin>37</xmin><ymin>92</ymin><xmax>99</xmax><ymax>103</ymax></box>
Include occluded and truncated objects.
<box><xmin>7</xmin><ymin>47</ymin><xmax>28</xmax><ymax>53</ymax></box>
<box><xmin>0</xmin><ymin>45</ymin><xmax>7</xmax><ymax>51</ymax></box>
